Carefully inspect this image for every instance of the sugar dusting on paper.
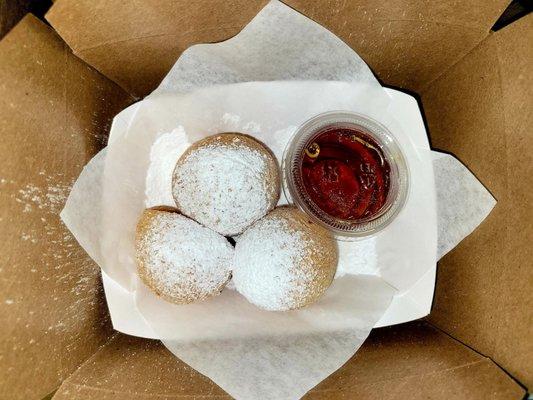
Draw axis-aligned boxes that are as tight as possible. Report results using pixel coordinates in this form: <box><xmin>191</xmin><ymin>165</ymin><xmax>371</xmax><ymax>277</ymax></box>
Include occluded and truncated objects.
<box><xmin>145</xmin><ymin>127</ymin><xmax>191</xmax><ymax>208</ymax></box>
<box><xmin>222</xmin><ymin>113</ymin><xmax>262</xmax><ymax>134</ymax></box>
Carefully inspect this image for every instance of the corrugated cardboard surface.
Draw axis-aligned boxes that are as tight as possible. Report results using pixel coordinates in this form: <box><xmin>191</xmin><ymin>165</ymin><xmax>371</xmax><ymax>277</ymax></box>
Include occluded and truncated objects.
<box><xmin>0</xmin><ymin>15</ymin><xmax>133</xmax><ymax>400</ymax></box>
<box><xmin>51</xmin><ymin>322</ymin><xmax>523</xmax><ymax>399</ymax></box>
<box><xmin>422</xmin><ymin>14</ymin><xmax>533</xmax><ymax>388</ymax></box>
<box><xmin>46</xmin><ymin>0</ymin><xmax>510</xmax><ymax>98</ymax></box>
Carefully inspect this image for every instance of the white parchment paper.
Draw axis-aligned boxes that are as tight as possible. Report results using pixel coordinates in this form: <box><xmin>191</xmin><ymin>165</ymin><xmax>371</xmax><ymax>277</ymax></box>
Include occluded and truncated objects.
<box><xmin>79</xmin><ymin>81</ymin><xmax>426</xmax><ymax>400</ymax></box>
<box><xmin>154</xmin><ymin>0</ymin><xmax>386</xmax><ymax>99</ymax></box>
<box><xmin>60</xmin><ymin>1</ymin><xmax>496</xmax><ymax>399</ymax></box>
<box><xmin>432</xmin><ymin>152</ymin><xmax>496</xmax><ymax>258</ymax></box>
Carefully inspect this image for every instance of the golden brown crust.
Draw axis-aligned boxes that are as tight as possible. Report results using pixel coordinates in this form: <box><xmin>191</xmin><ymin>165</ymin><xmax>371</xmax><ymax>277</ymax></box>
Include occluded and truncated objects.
<box><xmin>136</xmin><ymin>210</ymin><xmax>172</xmax><ymax>302</ymax></box>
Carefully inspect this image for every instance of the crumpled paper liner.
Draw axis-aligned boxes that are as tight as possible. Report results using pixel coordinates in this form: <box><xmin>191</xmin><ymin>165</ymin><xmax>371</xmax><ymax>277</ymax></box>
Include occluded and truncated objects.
<box><xmin>60</xmin><ymin>1</ymin><xmax>496</xmax><ymax>399</ymax></box>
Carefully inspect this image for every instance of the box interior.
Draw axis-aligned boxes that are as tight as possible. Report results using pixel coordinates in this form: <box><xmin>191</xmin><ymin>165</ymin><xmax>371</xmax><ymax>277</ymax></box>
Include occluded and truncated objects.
<box><xmin>51</xmin><ymin>322</ymin><xmax>523</xmax><ymax>400</ymax></box>
<box><xmin>0</xmin><ymin>1</ymin><xmax>530</xmax><ymax>399</ymax></box>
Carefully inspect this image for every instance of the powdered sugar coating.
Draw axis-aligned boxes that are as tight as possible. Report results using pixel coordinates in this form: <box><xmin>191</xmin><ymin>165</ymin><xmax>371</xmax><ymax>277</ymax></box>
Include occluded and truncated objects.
<box><xmin>233</xmin><ymin>206</ymin><xmax>337</xmax><ymax>311</ymax></box>
<box><xmin>136</xmin><ymin>209</ymin><xmax>233</xmax><ymax>304</ymax></box>
<box><xmin>172</xmin><ymin>134</ymin><xmax>279</xmax><ymax>236</ymax></box>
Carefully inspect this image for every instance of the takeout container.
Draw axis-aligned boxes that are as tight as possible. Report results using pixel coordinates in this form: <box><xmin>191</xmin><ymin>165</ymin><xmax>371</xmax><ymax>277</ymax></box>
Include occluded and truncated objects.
<box><xmin>0</xmin><ymin>1</ymin><xmax>530</xmax><ymax>399</ymax></box>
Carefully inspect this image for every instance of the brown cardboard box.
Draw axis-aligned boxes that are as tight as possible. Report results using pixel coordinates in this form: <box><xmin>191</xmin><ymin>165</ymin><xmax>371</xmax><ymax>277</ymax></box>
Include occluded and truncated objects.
<box><xmin>0</xmin><ymin>1</ymin><xmax>531</xmax><ymax>399</ymax></box>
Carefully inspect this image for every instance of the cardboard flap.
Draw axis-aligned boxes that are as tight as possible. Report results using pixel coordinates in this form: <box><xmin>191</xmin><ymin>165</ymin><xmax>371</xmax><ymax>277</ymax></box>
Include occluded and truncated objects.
<box><xmin>46</xmin><ymin>0</ymin><xmax>270</xmax><ymax>97</ymax></box>
<box><xmin>46</xmin><ymin>0</ymin><xmax>509</xmax><ymax>97</ymax></box>
<box><xmin>421</xmin><ymin>14</ymin><xmax>533</xmax><ymax>388</ymax></box>
<box><xmin>0</xmin><ymin>15</ymin><xmax>133</xmax><ymax>399</ymax></box>
<box><xmin>51</xmin><ymin>323</ymin><xmax>523</xmax><ymax>399</ymax></box>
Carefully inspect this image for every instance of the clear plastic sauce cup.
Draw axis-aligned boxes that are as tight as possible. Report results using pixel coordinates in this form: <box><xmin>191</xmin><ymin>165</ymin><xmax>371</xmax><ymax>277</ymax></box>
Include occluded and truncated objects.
<box><xmin>283</xmin><ymin>111</ymin><xmax>409</xmax><ymax>239</ymax></box>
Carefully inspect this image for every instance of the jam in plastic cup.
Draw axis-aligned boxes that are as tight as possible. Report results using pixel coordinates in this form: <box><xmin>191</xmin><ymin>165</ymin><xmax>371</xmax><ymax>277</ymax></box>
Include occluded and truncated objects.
<box><xmin>283</xmin><ymin>111</ymin><xmax>409</xmax><ymax>239</ymax></box>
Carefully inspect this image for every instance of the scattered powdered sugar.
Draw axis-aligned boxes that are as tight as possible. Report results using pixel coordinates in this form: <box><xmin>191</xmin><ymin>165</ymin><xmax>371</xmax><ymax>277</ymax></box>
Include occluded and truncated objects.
<box><xmin>6</xmin><ymin>174</ymin><xmax>75</xmax><ymax>245</ymax></box>
<box><xmin>2</xmin><ymin>171</ymin><xmax>109</xmax><ymax>347</ymax></box>
<box><xmin>220</xmin><ymin>113</ymin><xmax>296</xmax><ymax>162</ymax></box>
<box><xmin>138</xmin><ymin>211</ymin><xmax>233</xmax><ymax>302</ymax></box>
<box><xmin>16</xmin><ymin>180</ymin><xmax>72</xmax><ymax>214</ymax></box>
<box><xmin>233</xmin><ymin>215</ymin><xmax>319</xmax><ymax>311</ymax></box>
<box><xmin>221</xmin><ymin>113</ymin><xmax>262</xmax><ymax>134</ymax></box>
<box><xmin>222</xmin><ymin>112</ymin><xmax>241</xmax><ymax>127</ymax></box>
<box><xmin>145</xmin><ymin>127</ymin><xmax>191</xmax><ymax>208</ymax></box>
<box><xmin>173</xmin><ymin>138</ymin><xmax>275</xmax><ymax>236</ymax></box>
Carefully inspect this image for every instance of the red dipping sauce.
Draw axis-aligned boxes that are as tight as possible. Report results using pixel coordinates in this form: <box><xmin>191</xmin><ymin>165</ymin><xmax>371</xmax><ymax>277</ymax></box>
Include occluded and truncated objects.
<box><xmin>284</xmin><ymin>111</ymin><xmax>408</xmax><ymax>238</ymax></box>
<box><xmin>301</xmin><ymin>128</ymin><xmax>390</xmax><ymax>221</ymax></box>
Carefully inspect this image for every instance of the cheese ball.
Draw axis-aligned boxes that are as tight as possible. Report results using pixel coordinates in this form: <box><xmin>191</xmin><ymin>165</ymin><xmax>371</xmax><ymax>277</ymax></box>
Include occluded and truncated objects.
<box><xmin>172</xmin><ymin>133</ymin><xmax>280</xmax><ymax>236</ymax></box>
<box><xmin>136</xmin><ymin>209</ymin><xmax>233</xmax><ymax>304</ymax></box>
<box><xmin>233</xmin><ymin>206</ymin><xmax>338</xmax><ymax>311</ymax></box>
